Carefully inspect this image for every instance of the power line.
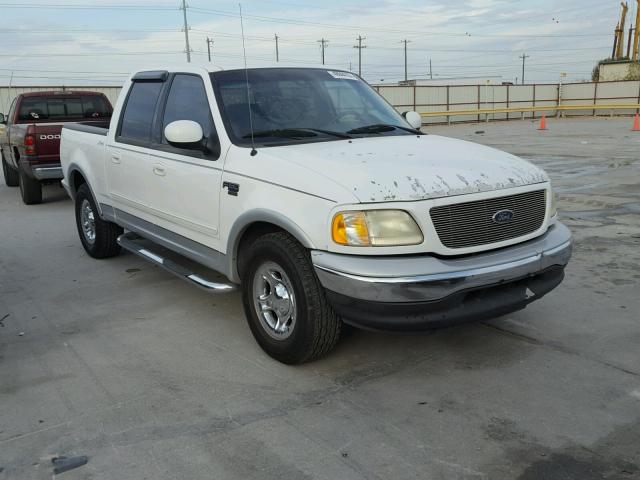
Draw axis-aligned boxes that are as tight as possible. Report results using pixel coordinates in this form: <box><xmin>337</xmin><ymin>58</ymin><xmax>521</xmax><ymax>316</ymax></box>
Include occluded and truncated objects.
<box><xmin>186</xmin><ymin>5</ymin><xmax>614</xmax><ymax>38</ymax></box>
<box><xmin>0</xmin><ymin>2</ymin><xmax>615</xmax><ymax>39</ymax></box>
<box><xmin>0</xmin><ymin>51</ymin><xmax>186</xmax><ymax>58</ymax></box>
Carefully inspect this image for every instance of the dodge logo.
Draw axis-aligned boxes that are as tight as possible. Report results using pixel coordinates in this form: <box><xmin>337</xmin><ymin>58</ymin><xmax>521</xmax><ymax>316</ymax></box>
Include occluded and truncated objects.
<box><xmin>492</xmin><ymin>209</ymin><xmax>514</xmax><ymax>224</ymax></box>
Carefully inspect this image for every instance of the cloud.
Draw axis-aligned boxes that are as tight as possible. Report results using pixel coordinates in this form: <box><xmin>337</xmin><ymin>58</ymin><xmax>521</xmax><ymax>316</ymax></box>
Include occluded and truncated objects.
<box><xmin>0</xmin><ymin>0</ymin><xmax>615</xmax><ymax>85</ymax></box>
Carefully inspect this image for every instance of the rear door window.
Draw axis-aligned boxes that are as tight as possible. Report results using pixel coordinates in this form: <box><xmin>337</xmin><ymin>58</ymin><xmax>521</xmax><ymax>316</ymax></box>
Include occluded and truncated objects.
<box><xmin>118</xmin><ymin>82</ymin><xmax>163</xmax><ymax>143</ymax></box>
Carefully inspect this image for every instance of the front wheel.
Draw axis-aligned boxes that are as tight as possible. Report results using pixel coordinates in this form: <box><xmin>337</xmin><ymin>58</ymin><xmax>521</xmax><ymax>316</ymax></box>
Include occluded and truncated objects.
<box><xmin>74</xmin><ymin>183</ymin><xmax>122</xmax><ymax>258</ymax></box>
<box><xmin>241</xmin><ymin>232</ymin><xmax>342</xmax><ymax>364</ymax></box>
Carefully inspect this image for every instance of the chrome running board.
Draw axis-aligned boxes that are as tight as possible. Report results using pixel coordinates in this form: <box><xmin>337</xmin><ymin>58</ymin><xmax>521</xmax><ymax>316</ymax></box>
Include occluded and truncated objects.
<box><xmin>117</xmin><ymin>232</ymin><xmax>236</xmax><ymax>293</ymax></box>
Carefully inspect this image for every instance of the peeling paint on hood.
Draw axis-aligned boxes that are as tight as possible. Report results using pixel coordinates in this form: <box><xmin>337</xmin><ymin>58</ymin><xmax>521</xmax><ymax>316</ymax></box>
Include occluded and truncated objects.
<box><xmin>264</xmin><ymin>134</ymin><xmax>549</xmax><ymax>203</ymax></box>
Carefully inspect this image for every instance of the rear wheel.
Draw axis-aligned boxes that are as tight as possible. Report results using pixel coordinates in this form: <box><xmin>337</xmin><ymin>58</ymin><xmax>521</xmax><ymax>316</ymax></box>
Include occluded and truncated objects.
<box><xmin>74</xmin><ymin>183</ymin><xmax>122</xmax><ymax>258</ymax></box>
<box><xmin>240</xmin><ymin>231</ymin><xmax>342</xmax><ymax>364</ymax></box>
<box><xmin>2</xmin><ymin>153</ymin><xmax>19</xmax><ymax>187</ymax></box>
<box><xmin>18</xmin><ymin>166</ymin><xmax>42</xmax><ymax>204</ymax></box>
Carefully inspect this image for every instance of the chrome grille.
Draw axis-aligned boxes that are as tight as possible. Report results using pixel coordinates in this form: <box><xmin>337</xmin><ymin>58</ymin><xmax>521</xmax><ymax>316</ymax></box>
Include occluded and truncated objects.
<box><xmin>430</xmin><ymin>189</ymin><xmax>547</xmax><ymax>249</ymax></box>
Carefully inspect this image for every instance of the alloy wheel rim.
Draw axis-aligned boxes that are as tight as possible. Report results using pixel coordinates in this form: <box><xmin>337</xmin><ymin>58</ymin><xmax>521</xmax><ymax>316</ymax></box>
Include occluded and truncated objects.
<box><xmin>80</xmin><ymin>199</ymin><xmax>96</xmax><ymax>244</ymax></box>
<box><xmin>252</xmin><ymin>261</ymin><xmax>297</xmax><ymax>340</ymax></box>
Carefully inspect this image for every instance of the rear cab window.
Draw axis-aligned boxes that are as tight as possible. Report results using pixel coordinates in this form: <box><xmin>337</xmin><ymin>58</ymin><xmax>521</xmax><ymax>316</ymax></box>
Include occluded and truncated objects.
<box><xmin>117</xmin><ymin>81</ymin><xmax>164</xmax><ymax>145</ymax></box>
<box><xmin>17</xmin><ymin>95</ymin><xmax>112</xmax><ymax>123</ymax></box>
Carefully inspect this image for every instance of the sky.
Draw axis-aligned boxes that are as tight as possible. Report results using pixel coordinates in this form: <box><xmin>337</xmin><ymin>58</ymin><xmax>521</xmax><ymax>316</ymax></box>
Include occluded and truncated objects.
<box><xmin>0</xmin><ymin>0</ymin><xmax>628</xmax><ymax>86</ymax></box>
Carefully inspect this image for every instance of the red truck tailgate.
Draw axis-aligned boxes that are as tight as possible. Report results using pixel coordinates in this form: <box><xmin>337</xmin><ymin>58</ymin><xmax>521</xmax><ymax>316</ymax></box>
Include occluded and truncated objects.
<box><xmin>30</xmin><ymin>124</ymin><xmax>63</xmax><ymax>164</ymax></box>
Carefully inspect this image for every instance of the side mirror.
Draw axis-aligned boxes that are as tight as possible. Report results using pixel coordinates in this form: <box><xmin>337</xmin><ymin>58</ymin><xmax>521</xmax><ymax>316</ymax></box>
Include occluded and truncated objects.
<box><xmin>402</xmin><ymin>111</ymin><xmax>422</xmax><ymax>130</ymax></box>
<box><xmin>164</xmin><ymin>120</ymin><xmax>204</xmax><ymax>146</ymax></box>
<box><xmin>0</xmin><ymin>113</ymin><xmax>5</xmax><ymax>124</ymax></box>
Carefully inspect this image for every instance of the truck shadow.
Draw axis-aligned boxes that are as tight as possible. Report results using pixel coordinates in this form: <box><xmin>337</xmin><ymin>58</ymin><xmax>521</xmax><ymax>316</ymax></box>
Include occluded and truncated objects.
<box><xmin>41</xmin><ymin>182</ymin><xmax>71</xmax><ymax>204</ymax></box>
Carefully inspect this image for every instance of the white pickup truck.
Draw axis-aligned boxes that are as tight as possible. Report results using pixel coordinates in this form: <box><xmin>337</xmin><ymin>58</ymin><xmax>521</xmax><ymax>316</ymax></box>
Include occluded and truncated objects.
<box><xmin>60</xmin><ymin>65</ymin><xmax>572</xmax><ymax>364</ymax></box>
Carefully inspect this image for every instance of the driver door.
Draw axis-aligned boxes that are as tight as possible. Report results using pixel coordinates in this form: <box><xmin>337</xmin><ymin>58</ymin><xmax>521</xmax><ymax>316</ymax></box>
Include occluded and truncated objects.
<box><xmin>144</xmin><ymin>73</ymin><xmax>223</xmax><ymax>251</ymax></box>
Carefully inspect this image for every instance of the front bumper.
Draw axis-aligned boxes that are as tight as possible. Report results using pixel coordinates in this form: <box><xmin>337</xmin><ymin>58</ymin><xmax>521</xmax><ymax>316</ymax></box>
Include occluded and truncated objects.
<box><xmin>312</xmin><ymin>222</ymin><xmax>572</xmax><ymax>331</ymax></box>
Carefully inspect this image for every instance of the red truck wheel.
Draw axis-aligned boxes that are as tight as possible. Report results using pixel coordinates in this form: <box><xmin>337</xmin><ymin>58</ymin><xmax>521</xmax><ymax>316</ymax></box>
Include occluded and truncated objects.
<box><xmin>18</xmin><ymin>167</ymin><xmax>42</xmax><ymax>204</ymax></box>
<box><xmin>2</xmin><ymin>154</ymin><xmax>19</xmax><ymax>187</ymax></box>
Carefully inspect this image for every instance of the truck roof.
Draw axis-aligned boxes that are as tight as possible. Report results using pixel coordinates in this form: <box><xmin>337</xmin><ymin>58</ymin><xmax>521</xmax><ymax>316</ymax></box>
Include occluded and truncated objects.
<box><xmin>18</xmin><ymin>91</ymin><xmax>107</xmax><ymax>98</ymax></box>
<box><xmin>132</xmin><ymin>63</ymin><xmax>350</xmax><ymax>76</ymax></box>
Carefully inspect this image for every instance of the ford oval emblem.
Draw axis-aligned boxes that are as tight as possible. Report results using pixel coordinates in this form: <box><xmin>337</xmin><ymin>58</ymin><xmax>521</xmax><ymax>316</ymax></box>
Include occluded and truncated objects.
<box><xmin>492</xmin><ymin>209</ymin><xmax>514</xmax><ymax>224</ymax></box>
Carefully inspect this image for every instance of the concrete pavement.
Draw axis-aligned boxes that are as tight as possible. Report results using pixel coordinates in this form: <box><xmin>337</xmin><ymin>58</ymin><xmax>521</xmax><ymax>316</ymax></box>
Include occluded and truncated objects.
<box><xmin>1</xmin><ymin>117</ymin><xmax>639</xmax><ymax>479</ymax></box>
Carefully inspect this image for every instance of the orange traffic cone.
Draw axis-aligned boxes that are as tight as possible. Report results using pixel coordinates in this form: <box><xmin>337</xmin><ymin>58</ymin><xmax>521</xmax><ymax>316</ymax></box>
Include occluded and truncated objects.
<box><xmin>538</xmin><ymin>115</ymin><xmax>548</xmax><ymax>131</ymax></box>
<box><xmin>632</xmin><ymin>113</ymin><xmax>640</xmax><ymax>132</ymax></box>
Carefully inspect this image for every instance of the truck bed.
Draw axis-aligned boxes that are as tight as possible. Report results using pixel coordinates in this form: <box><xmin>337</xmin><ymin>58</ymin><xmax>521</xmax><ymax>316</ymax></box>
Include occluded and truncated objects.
<box><xmin>63</xmin><ymin>121</ymin><xmax>110</xmax><ymax>136</ymax></box>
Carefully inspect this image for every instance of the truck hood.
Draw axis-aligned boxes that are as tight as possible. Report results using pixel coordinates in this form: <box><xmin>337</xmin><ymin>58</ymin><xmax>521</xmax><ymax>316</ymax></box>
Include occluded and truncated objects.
<box><xmin>265</xmin><ymin>134</ymin><xmax>548</xmax><ymax>203</ymax></box>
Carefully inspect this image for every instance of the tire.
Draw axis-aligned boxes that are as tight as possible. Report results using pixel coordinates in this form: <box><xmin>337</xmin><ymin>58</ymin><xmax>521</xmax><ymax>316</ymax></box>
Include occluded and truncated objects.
<box><xmin>74</xmin><ymin>183</ymin><xmax>122</xmax><ymax>258</ymax></box>
<box><xmin>240</xmin><ymin>231</ymin><xmax>341</xmax><ymax>364</ymax></box>
<box><xmin>2</xmin><ymin>153</ymin><xmax>19</xmax><ymax>187</ymax></box>
<box><xmin>18</xmin><ymin>165</ymin><xmax>42</xmax><ymax>204</ymax></box>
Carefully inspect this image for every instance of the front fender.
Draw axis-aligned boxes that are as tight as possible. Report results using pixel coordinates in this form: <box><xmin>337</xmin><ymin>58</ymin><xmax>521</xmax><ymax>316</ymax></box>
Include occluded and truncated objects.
<box><xmin>226</xmin><ymin>208</ymin><xmax>315</xmax><ymax>283</ymax></box>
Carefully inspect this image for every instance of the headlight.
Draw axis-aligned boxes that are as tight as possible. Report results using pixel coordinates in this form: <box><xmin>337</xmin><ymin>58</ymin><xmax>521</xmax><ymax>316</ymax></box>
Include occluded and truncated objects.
<box><xmin>332</xmin><ymin>210</ymin><xmax>423</xmax><ymax>247</ymax></box>
<box><xmin>549</xmin><ymin>186</ymin><xmax>558</xmax><ymax>218</ymax></box>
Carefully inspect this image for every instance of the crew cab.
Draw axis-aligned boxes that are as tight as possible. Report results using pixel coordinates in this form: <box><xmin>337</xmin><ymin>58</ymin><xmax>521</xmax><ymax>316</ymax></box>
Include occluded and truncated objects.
<box><xmin>60</xmin><ymin>65</ymin><xmax>572</xmax><ymax>364</ymax></box>
<box><xmin>1</xmin><ymin>91</ymin><xmax>112</xmax><ymax>204</ymax></box>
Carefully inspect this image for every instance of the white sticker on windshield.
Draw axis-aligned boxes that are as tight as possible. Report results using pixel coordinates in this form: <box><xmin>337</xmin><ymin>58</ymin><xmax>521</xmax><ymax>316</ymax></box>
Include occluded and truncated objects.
<box><xmin>327</xmin><ymin>70</ymin><xmax>359</xmax><ymax>80</ymax></box>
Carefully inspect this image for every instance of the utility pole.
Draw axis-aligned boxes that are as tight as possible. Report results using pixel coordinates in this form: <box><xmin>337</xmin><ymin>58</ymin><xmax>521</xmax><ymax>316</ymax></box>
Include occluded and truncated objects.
<box><xmin>317</xmin><ymin>38</ymin><xmax>329</xmax><ymax>65</ymax></box>
<box><xmin>181</xmin><ymin>0</ymin><xmax>191</xmax><ymax>63</ymax></box>
<box><xmin>206</xmin><ymin>37</ymin><xmax>214</xmax><ymax>62</ymax></box>
<box><xmin>429</xmin><ymin>58</ymin><xmax>433</xmax><ymax>79</ymax></box>
<box><xmin>401</xmin><ymin>39</ymin><xmax>410</xmax><ymax>81</ymax></box>
<box><xmin>274</xmin><ymin>34</ymin><xmax>279</xmax><ymax>62</ymax></box>
<box><xmin>353</xmin><ymin>35</ymin><xmax>366</xmax><ymax>76</ymax></box>
<box><xmin>519</xmin><ymin>53</ymin><xmax>529</xmax><ymax>84</ymax></box>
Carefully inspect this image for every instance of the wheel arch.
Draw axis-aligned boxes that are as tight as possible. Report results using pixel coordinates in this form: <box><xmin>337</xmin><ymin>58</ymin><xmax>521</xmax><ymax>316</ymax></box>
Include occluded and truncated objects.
<box><xmin>67</xmin><ymin>164</ymin><xmax>103</xmax><ymax>216</ymax></box>
<box><xmin>227</xmin><ymin>209</ymin><xmax>315</xmax><ymax>283</ymax></box>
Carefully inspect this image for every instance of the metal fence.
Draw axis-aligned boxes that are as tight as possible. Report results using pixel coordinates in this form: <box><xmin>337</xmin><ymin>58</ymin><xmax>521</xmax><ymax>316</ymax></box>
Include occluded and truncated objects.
<box><xmin>2</xmin><ymin>80</ymin><xmax>639</xmax><ymax>125</ymax></box>
<box><xmin>373</xmin><ymin>80</ymin><xmax>640</xmax><ymax>124</ymax></box>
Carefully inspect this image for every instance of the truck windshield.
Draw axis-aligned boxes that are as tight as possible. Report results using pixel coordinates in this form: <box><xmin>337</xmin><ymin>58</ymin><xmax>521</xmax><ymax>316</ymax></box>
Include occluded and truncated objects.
<box><xmin>210</xmin><ymin>68</ymin><xmax>414</xmax><ymax>146</ymax></box>
<box><xmin>18</xmin><ymin>95</ymin><xmax>112</xmax><ymax>122</ymax></box>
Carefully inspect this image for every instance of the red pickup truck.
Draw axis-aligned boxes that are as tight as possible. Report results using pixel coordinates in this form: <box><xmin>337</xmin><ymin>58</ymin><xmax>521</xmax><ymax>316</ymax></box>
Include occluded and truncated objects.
<box><xmin>0</xmin><ymin>91</ymin><xmax>112</xmax><ymax>204</ymax></box>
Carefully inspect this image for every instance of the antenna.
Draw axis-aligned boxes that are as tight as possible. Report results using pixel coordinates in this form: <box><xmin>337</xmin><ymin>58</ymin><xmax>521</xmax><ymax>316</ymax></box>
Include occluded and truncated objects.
<box><xmin>239</xmin><ymin>3</ymin><xmax>257</xmax><ymax>156</ymax></box>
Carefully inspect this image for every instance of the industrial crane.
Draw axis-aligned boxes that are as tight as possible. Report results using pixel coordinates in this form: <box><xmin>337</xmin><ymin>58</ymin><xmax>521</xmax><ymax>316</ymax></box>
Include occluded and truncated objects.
<box><xmin>633</xmin><ymin>0</ymin><xmax>640</xmax><ymax>61</ymax></box>
<box><xmin>612</xmin><ymin>0</ymin><xmax>640</xmax><ymax>61</ymax></box>
<box><xmin>613</xmin><ymin>2</ymin><xmax>629</xmax><ymax>59</ymax></box>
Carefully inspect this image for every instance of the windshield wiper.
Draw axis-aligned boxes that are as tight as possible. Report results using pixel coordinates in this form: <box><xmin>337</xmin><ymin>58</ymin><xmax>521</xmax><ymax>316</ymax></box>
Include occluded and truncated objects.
<box><xmin>244</xmin><ymin>129</ymin><xmax>316</xmax><ymax>139</ymax></box>
<box><xmin>302</xmin><ymin>128</ymin><xmax>352</xmax><ymax>139</ymax></box>
<box><xmin>347</xmin><ymin>123</ymin><xmax>421</xmax><ymax>135</ymax></box>
<box><xmin>243</xmin><ymin>128</ymin><xmax>351</xmax><ymax>139</ymax></box>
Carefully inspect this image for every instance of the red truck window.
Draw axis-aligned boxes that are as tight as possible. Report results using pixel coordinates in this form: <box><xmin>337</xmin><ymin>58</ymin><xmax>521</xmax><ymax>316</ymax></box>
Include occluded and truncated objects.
<box><xmin>17</xmin><ymin>95</ymin><xmax>112</xmax><ymax>122</ymax></box>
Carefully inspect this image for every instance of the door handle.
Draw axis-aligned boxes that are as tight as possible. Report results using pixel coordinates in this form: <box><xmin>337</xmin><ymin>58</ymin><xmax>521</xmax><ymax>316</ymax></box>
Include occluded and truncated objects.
<box><xmin>153</xmin><ymin>165</ymin><xmax>166</xmax><ymax>176</ymax></box>
<box><xmin>111</xmin><ymin>154</ymin><xmax>121</xmax><ymax>164</ymax></box>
